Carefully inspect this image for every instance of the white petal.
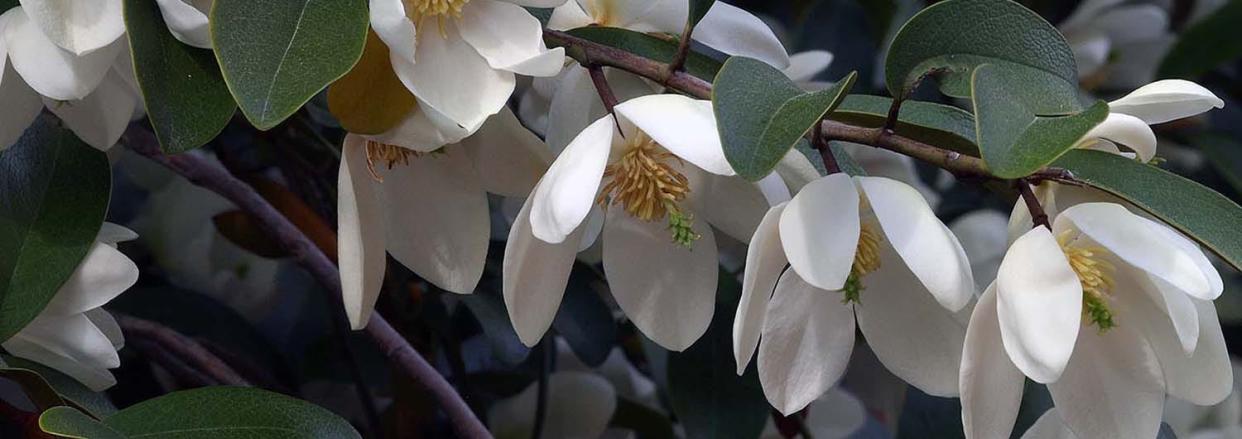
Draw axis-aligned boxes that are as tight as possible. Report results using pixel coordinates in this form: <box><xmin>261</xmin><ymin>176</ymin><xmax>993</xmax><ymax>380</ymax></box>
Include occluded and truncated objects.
<box><xmin>615</xmin><ymin>94</ymin><xmax>734</xmax><ymax>176</ymax></box>
<box><xmin>961</xmin><ymin>284</ymin><xmax>1026</xmax><ymax>439</ymax></box>
<box><xmin>0</xmin><ymin>59</ymin><xmax>43</xmax><ymax>151</ymax></box>
<box><xmin>855</xmin><ymin>243</ymin><xmax>968</xmax><ymax>397</ymax></box>
<box><xmin>10</xmin><ymin>313</ymin><xmax>118</xmax><ymax>370</ymax></box>
<box><xmin>1127</xmin><ymin>294</ymin><xmax>1232</xmax><ymax>406</ymax></box>
<box><xmin>734</xmin><ymin>203</ymin><xmax>787</xmax><ymax>374</ymax></box>
<box><xmin>1</xmin><ymin>334</ymin><xmax>116</xmax><ymax>391</ymax></box>
<box><xmin>601</xmin><ymin>204</ymin><xmax>717</xmax><ymax>351</ymax></box>
<box><xmin>487</xmin><ymin>372</ymin><xmax>617</xmax><ymax>439</ymax></box>
<box><xmin>43</xmin><ymin>242</ymin><xmax>138</xmax><ymax>316</ymax></box>
<box><xmin>774</xmin><ymin>149</ymin><xmax>820</xmax><ymax>193</ymax></box>
<box><xmin>996</xmin><ymin>227</ymin><xmax>1082</xmax><ymax>384</ymax></box>
<box><xmin>949</xmin><ymin>210</ymin><xmax>1010</xmax><ymax>294</ymax></box>
<box><xmin>757</xmin><ymin>269</ymin><xmax>855</xmax><ymax>415</ymax></box>
<box><xmin>461</xmin><ymin>107</ymin><xmax>552</xmax><ymax>198</ymax></box>
<box><xmin>804</xmin><ymin>388</ymin><xmax>867</xmax><ymax>438</ymax></box>
<box><xmin>1132</xmin><ymin>214</ymin><xmax>1222</xmax><ymax>300</ymax></box>
<box><xmin>503</xmin><ymin>189</ymin><xmax>584</xmax><ymax>346</ymax></box>
<box><xmin>1019</xmin><ymin>410</ymin><xmax>1077</xmax><ymax>439</ymax></box>
<box><xmin>858</xmin><ymin>176</ymin><xmax>973</xmax><ymax>311</ymax></box>
<box><xmin>494</xmin><ymin>0</ymin><xmax>568</xmax><ymax>7</ymax></box>
<box><xmin>783</xmin><ymin>51</ymin><xmax>833</xmax><ymax>83</ymax></box>
<box><xmin>1058</xmin><ymin>0</ymin><xmax>1125</xmax><ymax>35</ymax></box>
<box><xmin>576</xmin><ymin>0</ymin><xmax>666</xmax><ymax>29</ymax></box>
<box><xmin>691</xmin><ymin>2</ymin><xmax>789</xmax><ymax>68</ymax></box>
<box><xmin>18</xmin><ymin>0</ymin><xmax>124</xmax><ymax>55</ymax></box>
<box><xmin>367</xmin><ymin>102</ymin><xmax>474</xmax><ymax>153</ymax></box>
<box><xmin>530</xmin><ymin>115</ymin><xmax>614</xmax><ymax>243</ymax></box>
<box><xmin>154</xmin><ymin>0</ymin><xmax>212</xmax><ymax>49</ymax></box>
<box><xmin>545</xmin><ymin>67</ymin><xmax>654</xmax><ymax>155</ymax></box>
<box><xmin>45</xmin><ymin>70</ymin><xmax>136</xmax><ymax>150</ymax></box>
<box><xmin>778</xmin><ymin>173</ymin><xmax>859</xmax><ymax>291</ymax></box>
<box><xmin>458</xmin><ymin>0</ymin><xmax>565</xmax><ymax>77</ymax></box>
<box><xmin>370</xmin><ymin>0</ymin><xmax>417</xmax><ymax>69</ymax></box>
<box><xmin>1056</xmin><ymin>202</ymin><xmax>1211</xmax><ymax>299</ymax></box>
<box><xmin>4</xmin><ymin>8</ymin><xmax>122</xmax><ymax>100</ymax></box>
<box><xmin>693</xmin><ymin>170</ymin><xmax>773</xmax><ymax>244</ymax></box>
<box><xmin>378</xmin><ymin>146</ymin><xmax>489</xmax><ymax>294</ymax></box>
<box><xmin>1078</xmin><ymin>113</ymin><xmax>1157</xmax><ymax>162</ymax></box>
<box><xmin>97</xmin><ymin>222</ymin><xmax>138</xmax><ymax>244</ymax></box>
<box><xmin>403</xmin><ymin>21</ymin><xmax>514</xmax><ymax>130</ymax></box>
<box><xmin>546</xmin><ymin>1</ymin><xmax>592</xmax><ymax>30</ymax></box>
<box><xmin>338</xmin><ymin>135</ymin><xmax>387</xmax><ymax>329</ymax></box>
<box><xmin>84</xmin><ymin>308</ymin><xmax>123</xmax><ymax>350</ymax></box>
<box><xmin>1137</xmin><ymin>274</ymin><xmax>1200</xmax><ymax>354</ymax></box>
<box><xmin>1108</xmin><ymin>79</ymin><xmax>1224</xmax><ymax>125</ymax></box>
<box><xmin>1046</xmin><ymin>318</ymin><xmax>1165</xmax><ymax>439</ymax></box>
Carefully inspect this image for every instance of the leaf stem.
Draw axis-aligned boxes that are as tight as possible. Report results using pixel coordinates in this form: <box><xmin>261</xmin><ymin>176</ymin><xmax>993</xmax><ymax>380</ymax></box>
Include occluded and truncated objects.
<box><xmin>811</xmin><ymin>119</ymin><xmax>841</xmax><ymax>174</ymax></box>
<box><xmin>1017</xmin><ymin>179</ymin><xmax>1051</xmax><ymax>229</ymax></box>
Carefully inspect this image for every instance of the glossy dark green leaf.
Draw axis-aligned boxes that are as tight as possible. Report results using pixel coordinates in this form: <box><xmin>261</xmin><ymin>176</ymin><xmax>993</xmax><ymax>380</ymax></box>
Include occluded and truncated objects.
<box><xmin>211</xmin><ymin>0</ymin><xmax>368</xmax><ymax>130</ymax></box>
<box><xmin>973</xmin><ymin>64</ymin><xmax>1108</xmax><ymax>178</ymax></box>
<box><xmin>124</xmin><ymin>0</ymin><xmax>234</xmax><ymax>153</ymax></box>
<box><xmin>0</xmin><ymin>118</ymin><xmax>110</xmax><ymax>341</ymax></box>
<box><xmin>3</xmin><ymin>356</ymin><xmax>118</xmax><ymax>418</ymax></box>
<box><xmin>688</xmin><ymin>0</ymin><xmax>717</xmax><ymax>27</ymax></box>
<box><xmin>40</xmin><ymin>406</ymin><xmax>124</xmax><ymax>439</ymax></box>
<box><xmin>884</xmin><ymin>0</ymin><xmax>1079</xmax><ymax>112</ymax></box>
<box><xmin>551</xmin><ymin>267</ymin><xmax>617</xmax><ymax>367</ymax></box>
<box><xmin>563</xmin><ymin>27</ymin><xmax>723</xmax><ymax>81</ymax></box>
<box><xmin>668</xmin><ymin>270</ymin><xmax>768</xmax><ymax>439</ymax></box>
<box><xmin>102</xmin><ymin>387</ymin><xmax>360</xmax><ymax>438</ymax></box>
<box><xmin>1158</xmin><ymin>0</ymin><xmax>1242</xmax><ymax>79</ymax></box>
<box><xmin>831</xmin><ymin>94</ymin><xmax>978</xmax><ymax>155</ymax></box>
<box><xmin>1052</xmin><ymin>150</ymin><xmax>1242</xmax><ymax>271</ymax></box>
<box><xmin>760</xmin><ymin>72</ymin><xmax>857</xmax><ymax>165</ymax></box>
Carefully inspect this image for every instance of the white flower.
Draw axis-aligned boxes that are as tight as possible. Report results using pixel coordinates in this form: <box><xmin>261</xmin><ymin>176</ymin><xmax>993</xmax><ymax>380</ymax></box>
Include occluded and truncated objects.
<box><xmin>758</xmin><ymin>388</ymin><xmax>867</xmax><ymax>439</ymax></box>
<box><xmin>1059</xmin><ymin>0</ymin><xmax>1172</xmax><ymax>90</ymax></box>
<box><xmin>338</xmin><ymin>108</ymin><xmax>552</xmax><ymax>329</ymax></box>
<box><xmin>1164</xmin><ymin>359</ymin><xmax>1242</xmax><ymax>438</ymax></box>
<box><xmin>735</xmin><ymin>172</ymin><xmax>974</xmax><ymax>415</ymax></box>
<box><xmin>783</xmin><ymin>50</ymin><xmax>834</xmax><ymax>90</ymax></box>
<box><xmin>504</xmin><ymin>93</ymin><xmax>788</xmax><ymax>351</ymax></box>
<box><xmin>1076</xmin><ymin>79</ymin><xmax>1223</xmax><ymax>162</ymax></box>
<box><xmin>154</xmin><ymin>0</ymin><xmax>213</xmax><ymax>49</ymax></box>
<box><xmin>2</xmin><ymin>223</ymin><xmax>139</xmax><ymax>391</ymax></box>
<box><xmin>368</xmin><ymin>0</ymin><xmax>566</xmax><ymax>134</ymax></box>
<box><xmin>961</xmin><ymin>202</ymin><xmax>1231</xmax><ymax>438</ymax></box>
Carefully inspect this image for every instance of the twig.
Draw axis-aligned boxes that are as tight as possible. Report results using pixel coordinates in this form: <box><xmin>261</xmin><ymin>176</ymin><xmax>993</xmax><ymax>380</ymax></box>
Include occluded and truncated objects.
<box><xmin>115</xmin><ymin>314</ymin><xmax>249</xmax><ymax>386</ymax></box>
<box><xmin>124</xmin><ymin>127</ymin><xmax>492</xmax><ymax>439</ymax></box>
<box><xmin>811</xmin><ymin>120</ymin><xmax>841</xmax><ymax>174</ymax></box>
<box><xmin>546</xmin><ymin>30</ymin><xmax>713</xmax><ymax>100</ymax></box>
<box><xmin>586</xmin><ymin>65</ymin><xmax>620</xmax><ymax>115</ymax></box>
<box><xmin>1017</xmin><ymin>180</ymin><xmax>1051</xmax><ymax>229</ymax></box>
<box><xmin>663</xmin><ymin>23</ymin><xmax>695</xmax><ymax>84</ymax></box>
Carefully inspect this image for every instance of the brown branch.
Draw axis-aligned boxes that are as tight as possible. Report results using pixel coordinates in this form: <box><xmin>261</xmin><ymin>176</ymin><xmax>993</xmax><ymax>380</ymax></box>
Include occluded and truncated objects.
<box><xmin>663</xmin><ymin>23</ymin><xmax>695</xmax><ymax>84</ymax></box>
<box><xmin>124</xmin><ymin>128</ymin><xmax>492</xmax><ymax>439</ymax></box>
<box><xmin>586</xmin><ymin>65</ymin><xmax>620</xmax><ymax>115</ymax></box>
<box><xmin>115</xmin><ymin>314</ymin><xmax>249</xmax><ymax>386</ymax></box>
<box><xmin>546</xmin><ymin>30</ymin><xmax>713</xmax><ymax>100</ymax></box>
<box><xmin>1017</xmin><ymin>180</ymin><xmax>1051</xmax><ymax>229</ymax></box>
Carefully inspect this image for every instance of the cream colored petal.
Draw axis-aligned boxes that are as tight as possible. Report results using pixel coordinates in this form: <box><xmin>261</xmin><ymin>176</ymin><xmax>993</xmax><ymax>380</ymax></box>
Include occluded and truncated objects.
<box><xmin>43</xmin><ymin>242</ymin><xmax>138</xmax><ymax>316</ymax></box>
<box><xmin>530</xmin><ymin>115</ymin><xmax>615</xmax><ymax>243</ymax></box>
<box><xmin>615</xmin><ymin>94</ymin><xmax>734</xmax><ymax>176</ymax></box>
<box><xmin>461</xmin><ymin>107</ymin><xmax>552</xmax><ymax>198</ymax></box>
<box><xmin>1078</xmin><ymin>113</ymin><xmax>1157</xmax><ymax>162</ymax></box>
<box><xmin>18</xmin><ymin>0</ymin><xmax>124</xmax><ymax>55</ymax></box>
<box><xmin>503</xmin><ymin>187</ymin><xmax>584</xmax><ymax>347</ymax></box>
<box><xmin>403</xmin><ymin>21</ymin><xmax>514</xmax><ymax>130</ymax></box>
<box><xmin>457</xmin><ymin>0</ymin><xmax>565</xmax><ymax>77</ymax></box>
<box><xmin>960</xmin><ymin>284</ymin><xmax>1025</xmax><ymax>439</ymax></box>
<box><xmin>4</xmin><ymin>8</ymin><xmax>122</xmax><ymax>101</ymax></box>
<box><xmin>1108</xmin><ymin>79</ymin><xmax>1224</xmax><ymax>125</ymax></box>
<box><xmin>45</xmin><ymin>70</ymin><xmax>136</xmax><ymax>150</ymax></box>
<box><xmin>338</xmin><ymin>135</ymin><xmax>387</xmax><ymax>329</ymax></box>
<box><xmin>734</xmin><ymin>203</ymin><xmax>787</xmax><ymax>374</ymax></box>
<box><xmin>996</xmin><ymin>226</ymin><xmax>1082</xmax><ymax>384</ymax></box>
<box><xmin>154</xmin><ymin>0</ymin><xmax>212</xmax><ymax>49</ymax></box>
<box><xmin>778</xmin><ymin>173</ymin><xmax>859</xmax><ymax>291</ymax></box>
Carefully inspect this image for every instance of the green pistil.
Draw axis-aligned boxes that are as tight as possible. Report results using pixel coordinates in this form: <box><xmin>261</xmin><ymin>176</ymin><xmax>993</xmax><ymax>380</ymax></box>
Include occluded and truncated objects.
<box><xmin>667</xmin><ymin>209</ymin><xmax>700</xmax><ymax>248</ymax></box>
<box><xmin>1084</xmin><ymin>294</ymin><xmax>1116</xmax><ymax>332</ymax></box>
<box><xmin>841</xmin><ymin>273</ymin><xmax>863</xmax><ymax>304</ymax></box>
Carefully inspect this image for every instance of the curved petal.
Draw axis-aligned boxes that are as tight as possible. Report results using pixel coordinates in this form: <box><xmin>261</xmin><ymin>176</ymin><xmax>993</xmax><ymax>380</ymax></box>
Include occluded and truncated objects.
<box><xmin>154</xmin><ymin>0</ymin><xmax>212</xmax><ymax>49</ymax></box>
<box><xmin>9</xmin><ymin>313</ymin><xmax>118</xmax><ymax>370</ymax></box>
<box><xmin>855</xmin><ymin>243</ymin><xmax>968</xmax><ymax>397</ymax></box>
<box><xmin>547</xmin><ymin>67</ymin><xmax>654</xmax><ymax>154</ymax></box>
<box><xmin>43</xmin><ymin>242</ymin><xmax>138</xmax><ymax>316</ymax></box>
<box><xmin>0</xmin><ymin>60</ymin><xmax>43</xmax><ymax>151</ymax></box>
<box><xmin>691</xmin><ymin>2</ymin><xmax>789</xmax><ymax>68</ymax></box>
<box><xmin>805</xmin><ymin>388</ymin><xmax>867</xmax><ymax>438</ymax></box>
<box><xmin>503</xmin><ymin>188</ymin><xmax>584</xmax><ymax>346</ymax></box>
<box><xmin>757</xmin><ymin>269</ymin><xmax>855</xmax><ymax>415</ymax></box>
<box><xmin>1056</xmin><ymin>202</ymin><xmax>1211</xmax><ymax>299</ymax></box>
<box><xmin>1078</xmin><ymin>113</ymin><xmax>1157</xmax><ymax>162</ymax></box>
<box><xmin>1058</xmin><ymin>0</ymin><xmax>1125</xmax><ymax>35</ymax></box>
<box><xmin>461</xmin><ymin>107</ymin><xmax>552</xmax><ymax>198</ymax></box>
<box><xmin>18</xmin><ymin>0</ymin><xmax>124</xmax><ymax>55</ymax></box>
<box><xmin>378</xmin><ymin>146</ymin><xmax>489</xmax><ymax>294</ymax></box>
<box><xmin>1126</xmin><ymin>293</ymin><xmax>1232</xmax><ymax>406</ymax></box>
<box><xmin>734</xmin><ymin>203</ymin><xmax>787</xmax><ymax>374</ymax></box>
<box><xmin>4</xmin><ymin>8</ymin><xmax>122</xmax><ymax>101</ymax></box>
<box><xmin>858</xmin><ymin>176</ymin><xmax>973</xmax><ymax>311</ymax></box>
<box><xmin>949</xmin><ymin>210</ymin><xmax>1010</xmax><ymax>294</ymax></box>
<box><xmin>778</xmin><ymin>174</ymin><xmax>859</xmax><ymax>291</ymax></box>
<box><xmin>614</xmin><ymin>94</ymin><xmax>734</xmax><ymax>176</ymax></box>
<box><xmin>495</xmin><ymin>0</ymin><xmax>568</xmax><ymax>7</ymax></box>
<box><xmin>1</xmin><ymin>334</ymin><xmax>115</xmax><ymax>391</ymax></box>
<box><xmin>530</xmin><ymin>115</ymin><xmax>615</xmax><ymax>243</ymax></box>
<box><xmin>1108</xmin><ymin>79</ymin><xmax>1224</xmax><ymax>125</ymax></box>
<box><xmin>1132</xmin><ymin>214</ymin><xmax>1222</xmax><ymax>300</ymax></box>
<box><xmin>338</xmin><ymin>135</ymin><xmax>387</xmax><ymax>329</ymax></box>
<box><xmin>370</xmin><ymin>0</ymin><xmax>417</xmax><ymax>69</ymax></box>
<box><xmin>996</xmin><ymin>226</ymin><xmax>1082</xmax><ymax>384</ymax></box>
<box><xmin>774</xmin><ymin>149</ymin><xmax>820</xmax><ymax>193</ymax></box>
<box><xmin>488</xmin><ymin>372</ymin><xmax>617</xmax><ymax>439</ymax></box>
<box><xmin>84</xmin><ymin>309</ymin><xmax>123</xmax><ymax>349</ymax></box>
<box><xmin>960</xmin><ymin>284</ymin><xmax>1026</xmax><ymax>439</ymax></box>
<box><xmin>602</xmin><ymin>204</ymin><xmax>717</xmax><ymax>351</ymax></box>
<box><xmin>694</xmin><ymin>170</ymin><xmax>772</xmax><ymax>244</ymax></box>
<box><xmin>546</xmin><ymin>1</ymin><xmax>592</xmax><ymax>30</ymax></box>
<box><xmin>458</xmin><ymin>0</ymin><xmax>565</xmax><ymax>77</ymax></box>
<box><xmin>45</xmin><ymin>70</ymin><xmax>136</xmax><ymax>150</ymax></box>
<box><xmin>403</xmin><ymin>21</ymin><xmax>514</xmax><ymax>130</ymax></box>
<box><xmin>577</xmin><ymin>0</ymin><xmax>667</xmax><ymax>29</ymax></box>
<box><xmin>1019</xmin><ymin>410</ymin><xmax>1076</xmax><ymax>439</ymax></box>
<box><xmin>1136</xmin><ymin>273</ymin><xmax>1200</xmax><ymax>354</ymax></box>
<box><xmin>1046</xmin><ymin>318</ymin><xmax>1165</xmax><ymax>439</ymax></box>
<box><xmin>783</xmin><ymin>51</ymin><xmax>833</xmax><ymax>83</ymax></box>
<box><xmin>97</xmin><ymin>222</ymin><xmax>138</xmax><ymax>245</ymax></box>
<box><xmin>367</xmin><ymin>102</ymin><xmax>474</xmax><ymax>153</ymax></box>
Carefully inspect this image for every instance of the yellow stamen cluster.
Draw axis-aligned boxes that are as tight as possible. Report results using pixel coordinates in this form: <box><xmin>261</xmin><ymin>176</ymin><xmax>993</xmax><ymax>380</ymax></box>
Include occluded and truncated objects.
<box><xmin>598</xmin><ymin>133</ymin><xmax>692</xmax><ymax>222</ymax></box>
<box><xmin>1057</xmin><ymin>230</ymin><xmax>1117</xmax><ymax>330</ymax></box>
<box><xmin>843</xmin><ymin>223</ymin><xmax>883</xmax><ymax>303</ymax></box>
<box><xmin>365</xmin><ymin>141</ymin><xmax>418</xmax><ymax>182</ymax></box>
<box><xmin>404</xmin><ymin>0</ymin><xmax>468</xmax><ymax>36</ymax></box>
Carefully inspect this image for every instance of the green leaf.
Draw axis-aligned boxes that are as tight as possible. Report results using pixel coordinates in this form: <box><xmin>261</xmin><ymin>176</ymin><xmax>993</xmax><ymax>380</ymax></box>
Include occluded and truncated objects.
<box><xmin>972</xmin><ymin>64</ymin><xmax>1108</xmax><ymax>178</ymax></box>
<box><xmin>0</xmin><ymin>0</ymin><xmax>17</xmax><ymax>12</ymax></box>
<box><xmin>759</xmin><ymin>72</ymin><xmax>857</xmax><ymax>165</ymax></box>
<box><xmin>3</xmin><ymin>356</ymin><xmax>118</xmax><ymax>418</ymax></box>
<box><xmin>211</xmin><ymin>0</ymin><xmax>368</xmax><ymax>130</ymax></box>
<box><xmin>562</xmin><ymin>27</ymin><xmax>723</xmax><ymax>81</ymax></box>
<box><xmin>1158</xmin><ymin>0</ymin><xmax>1242</xmax><ymax>79</ymax></box>
<box><xmin>884</xmin><ymin>0</ymin><xmax>1079</xmax><ymax>112</ymax></box>
<box><xmin>688</xmin><ymin>0</ymin><xmax>716</xmax><ymax>27</ymax></box>
<box><xmin>831</xmin><ymin>94</ymin><xmax>979</xmax><ymax>156</ymax></box>
<box><xmin>40</xmin><ymin>406</ymin><xmax>124</xmax><ymax>439</ymax></box>
<box><xmin>0</xmin><ymin>118</ymin><xmax>110</xmax><ymax>341</ymax></box>
<box><xmin>102</xmin><ymin>387</ymin><xmax>360</xmax><ymax>438</ymax></box>
<box><xmin>1193</xmin><ymin>132</ymin><xmax>1242</xmax><ymax>194</ymax></box>
<box><xmin>124</xmin><ymin>0</ymin><xmax>235</xmax><ymax>153</ymax></box>
<box><xmin>1052</xmin><ymin>149</ymin><xmax>1242</xmax><ymax>272</ymax></box>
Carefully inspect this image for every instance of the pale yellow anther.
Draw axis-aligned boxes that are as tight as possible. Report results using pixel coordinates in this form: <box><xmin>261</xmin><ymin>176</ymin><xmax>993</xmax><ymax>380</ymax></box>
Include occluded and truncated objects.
<box><xmin>1057</xmin><ymin>230</ymin><xmax>1118</xmax><ymax>329</ymax></box>
<box><xmin>365</xmin><ymin>141</ymin><xmax>419</xmax><ymax>182</ymax></box>
<box><xmin>598</xmin><ymin>132</ymin><xmax>692</xmax><ymax>222</ymax></box>
<box><xmin>403</xmin><ymin>0</ymin><xmax>469</xmax><ymax>36</ymax></box>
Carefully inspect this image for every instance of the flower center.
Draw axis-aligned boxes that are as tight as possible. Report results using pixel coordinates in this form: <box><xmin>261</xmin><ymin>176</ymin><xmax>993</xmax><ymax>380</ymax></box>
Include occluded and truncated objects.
<box><xmin>842</xmin><ymin>223</ymin><xmax>883</xmax><ymax>303</ymax></box>
<box><xmin>365</xmin><ymin>141</ymin><xmax>418</xmax><ymax>182</ymax></box>
<box><xmin>403</xmin><ymin>0</ymin><xmax>468</xmax><ymax>36</ymax></box>
<box><xmin>597</xmin><ymin>132</ymin><xmax>698</xmax><ymax>246</ymax></box>
<box><xmin>1058</xmin><ymin>230</ymin><xmax>1117</xmax><ymax>331</ymax></box>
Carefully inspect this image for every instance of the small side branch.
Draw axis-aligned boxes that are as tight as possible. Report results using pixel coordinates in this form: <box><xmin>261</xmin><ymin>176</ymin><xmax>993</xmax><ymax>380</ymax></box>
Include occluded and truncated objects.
<box><xmin>1017</xmin><ymin>180</ymin><xmax>1051</xmax><ymax>229</ymax></box>
<box><xmin>663</xmin><ymin>23</ymin><xmax>695</xmax><ymax>84</ymax></box>
<box><xmin>587</xmin><ymin>65</ymin><xmax>620</xmax><ymax>115</ymax></box>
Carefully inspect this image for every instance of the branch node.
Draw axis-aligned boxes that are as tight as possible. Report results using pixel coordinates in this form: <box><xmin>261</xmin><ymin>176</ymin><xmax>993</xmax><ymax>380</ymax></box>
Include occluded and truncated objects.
<box><xmin>1017</xmin><ymin>179</ymin><xmax>1051</xmax><ymax>230</ymax></box>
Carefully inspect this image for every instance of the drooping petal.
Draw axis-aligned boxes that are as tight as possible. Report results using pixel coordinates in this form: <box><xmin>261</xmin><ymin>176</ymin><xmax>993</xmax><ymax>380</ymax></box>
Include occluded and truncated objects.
<box><xmin>1078</xmin><ymin>112</ymin><xmax>1157</xmax><ymax>162</ymax></box>
<box><xmin>855</xmin><ymin>243</ymin><xmax>968</xmax><ymax>397</ymax></box>
<box><xmin>693</xmin><ymin>170</ymin><xmax>774</xmax><ymax>244</ymax></box>
<box><xmin>757</xmin><ymin>269</ymin><xmax>856</xmax><ymax>415</ymax></box>
<box><xmin>43</xmin><ymin>242</ymin><xmax>138</xmax><ymax>316</ymax></box>
<box><xmin>996</xmin><ymin>226</ymin><xmax>1082</xmax><ymax>384</ymax></box>
<box><xmin>1108</xmin><ymin>79</ymin><xmax>1224</xmax><ymax>125</ymax></box>
<box><xmin>338</xmin><ymin>135</ymin><xmax>387</xmax><ymax>329</ymax></box>
<box><xmin>10</xmin><ymin>313</ymin><xmax>119</xmax><ymax>370</ymax></box>
<box><xmin>1136</xmin><ymin>274</ymin><xmax>1200</xmax><ymax>354</ymax></box>
<box><xmin>97</xmin><ymin>222</ymin><xmax>138</xmax><ymax>245</ymax></box>
<box><xmin>1092</xmin><ymin>5</ymin><xmax>1168</xmax><ymax>45</ymax></box>
<box><xmin>154</xmin><ymin>0</ymin><xmax>212</xmax><ymax>49</ymax></box>
<box><xmin>614</xmin><ymin>94</ymin><xmax>734</xmax><ymax>176</ymax></box>
<box><xmin>960</xmin><ymin>284</ymin><xmax>1026</xmax><ymax>439</ymax></box>
<box><xmin>1069</xmin><ymin>31</ymin><xmax>1110</xmax><ymax>77</ymax></box>
<box><xmin>460</xmin><ymin>107</ymin><xmax>552</xmax><ymax>198</ymax></box>
<box><xmin>494</xmin><ymin>0</ymin><xmax>568</xmax><ymax>8</ymax></box>
<box><xmin>4</xmin><ymin>8</ymin><xmax>122</xmax><ymax>101</ymax></box>
<box><xmin>546</xmin><ymin>1</ymin><xmax>592</xmax><ymax>30</ymax></box>
<box><xmin>601</xmin><ymin>204</ymin><xmax>717</xmax><ymax>351</ymax></box>
<box><xmin>734</xmin><ymin>203</ymin><xmax>787</xmax><ymax>374</ymax></box>
<box><xmin>84</xmin><ymin>308</ymin><xmax>123</xmax><ymax>350</ymax></box>
<box><xmin>530</xmin><ymin>115</ymin><xmax>615</xmax><ymax>243</ymax></box>
<box><xmin>1</xmin><ymin>335</ymin><xmax>116</xmax><ymax>390</ymax></box>
<box><xmin>45</xmin><ymin>70</ymin><xmax>136</xmax><ymax>150</ymax></box>
<box><xmin>546</xmin><ymin>66</ymin><xmax>653</xmax><ymax>154</ymax></box>
<box><xmin>370</xmin><ymin>0</ymin><xmax>417</xmax><ymax>69</ymax></box>
<box><xmin>1132</xmin><ymin>214</ymin><xmax>1222</xmax><ymax>300</ymax></box>
<box><xmin>403</xmin><ymin>21</ymin><xmax>514</xmax><ymax>130</ymax></box>
<box><xmin>1058</xmin><ymin>0</ymin><xmax>1125</xmax><ymax>35</ymax></box>
<box><xmin>1019</xmin><ymin>410</ymin><xmax>1076</xmax><ymax>439</ymax></box>
<box><xmin>857</xmin><ymin>176</ymin><xmax>974</xmax><ymax>311</ymax></box>
<box><xmin>367</xmin><ymin>102</ymin><xmax>474</xmax><ymax>153</ymax></box>
<box><xmin>1126</xmin><ymin>293</ymin><xmax>1232</xmax><ymax>406</ymax></box>
<box><xmin>804</xmin><ymin>388</ymin><xmax>867</xmax><ymax>438</ymax></box>
<box><xmin>690</xmin><ymin>2</ymin><xmax>790</xmax><ymax>68</ymax></box>
<box><xmin>487</xmin><ymin>372</ymin><xmax>617</xmax><ymax>439</ymax></box>
<box><xmin>503</xmin><ymin>188</ymin><xmax>584</xmax><ymax>347</ymax></box>
<box><xmin>1056</xmin><ymin>202</ymin><xmax>1211</xmax><ymax>299</ymax></box>
<box><xmin>783</xmin><ymin>51</ymin><xmax>833</xmax><ymax>83</ymax></box>
<box><xmin>18</xmin><ymin>0</ymin><xmax>125</xmax><ymax>55</ymax></box>
<box><xmin>1046</xmin><ymin>318</ymin><xmax>1165</xmax><ymax>439</ymax></box>
<box><xmin>458</xmin><ymin>0</ymin><xmax>565</xmax><ymax>77</ymax></box>
<box><xmin>0</xmin><ymin>60</ymin><xmax>43</xmax><ymax>151</ymax></box>
<box><xmin>378</xmin><ymin>146</ymin><xmax>489</xmax><ymax>294</ymax></box>
<box><xmin>779</xmin><ymin>173</ymin><xmax>860</xmax><ymax>291</ymax></box>
<box><xmin>774</xmin><ymin>149</ymin><xmax>820</xmax><ymax>193</ymax></box>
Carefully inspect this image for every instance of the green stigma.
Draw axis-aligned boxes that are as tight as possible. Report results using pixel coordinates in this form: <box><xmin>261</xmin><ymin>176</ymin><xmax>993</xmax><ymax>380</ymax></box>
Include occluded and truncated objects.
<box><xmin>1084</xmin><ymin>293</ymin><xmax>1116</xmax><ymax>332</ymax></box>
<box><xmin>666</xmin><ymin>208</ymin><xmax>700</xmax><ymax>248</ymax></box>
<box><xmin>841</xmin><ymin>273</ymin><xmax>863</xmax><ymax>304</ymax></box>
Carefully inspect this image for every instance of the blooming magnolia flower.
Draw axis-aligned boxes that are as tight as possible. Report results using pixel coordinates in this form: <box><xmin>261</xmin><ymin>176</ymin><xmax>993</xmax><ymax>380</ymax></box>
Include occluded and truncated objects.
<box><xmin>735</xmin><ymin>172</ymin><xmax>974</xmax><ymax>415</ymax></box>
<box><xmin>1075</xmin><ymin>79</ymin><xmax>1223</xmax><ymax>162</ymax></box>
<box><xmin>961</xmin><ymin>203</ymin><xmax>1230</xmax><ymax>438</ymax></box>
<box><xmin>2</xmin><ymin>223</ymin><xmax>139</xmax><ymax>391</ymax></box>
<box><xmin>504</xmin><ymin>93</ymin><xmax>789</xmax><ymax>351</ymax></box>
<box><xmin>368</xmin><ymin>0</ymin><xmax>566</xmax><ymax>135</ymax></box>
<box><xmin>339</xmin><ymin>108</ymin><xmax>552</xmax><ymax>329</ymax></box>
